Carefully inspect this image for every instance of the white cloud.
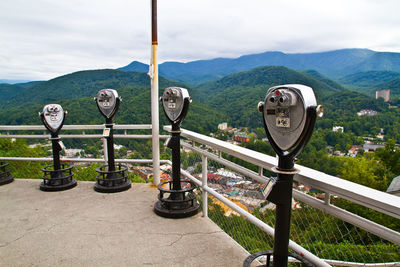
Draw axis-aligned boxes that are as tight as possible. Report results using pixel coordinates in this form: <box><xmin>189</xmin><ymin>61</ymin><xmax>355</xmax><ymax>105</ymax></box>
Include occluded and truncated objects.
<box><xmin>1</xmin><ymin>0</ymin><xmax>400</xmax><ymax>80</ymax></box>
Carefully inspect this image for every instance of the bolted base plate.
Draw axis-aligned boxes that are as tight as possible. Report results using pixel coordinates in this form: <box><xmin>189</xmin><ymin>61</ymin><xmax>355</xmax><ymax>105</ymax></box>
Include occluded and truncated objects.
<box><xmin>243</xmin><ymin>250</ymin><xmax>313</xmax><ymax>267</ymax></box>
<box><xmin>40</xmin><ymin>179</ymin><xmax>77</xmax><ymax>192</ymax></box>
<box><xmin>0</xmin><ymin>175</ymin><xmax>14</xmax><ymax>186</ymax></box>
<box><xmin>154</xmin><ymin>200</ymin><xmax>200</xmax><ymax>219</ymax></box>
<box><xmin>94</xmin><ymin>180</ymin><xmax>131</xmax><ymax>193</ymax></box>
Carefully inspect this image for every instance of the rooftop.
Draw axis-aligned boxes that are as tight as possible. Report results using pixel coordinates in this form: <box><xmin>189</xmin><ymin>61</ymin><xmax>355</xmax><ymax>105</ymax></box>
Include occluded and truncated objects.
<box><xmin>0</xmin><ymin>179</ymin><xmax>249</xmax><ymax>266</ymax></box>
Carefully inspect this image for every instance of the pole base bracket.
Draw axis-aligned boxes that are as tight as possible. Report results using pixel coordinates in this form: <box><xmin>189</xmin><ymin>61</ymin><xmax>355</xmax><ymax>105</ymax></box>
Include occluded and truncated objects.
<box><xmin>243</xmin><ymin>250</ymin><xmax>313</xmax><ymax>267</ymax></box>
<box><xmin>94</xmin><ymin>164</ymin><xmax>131</xmax><ymax>193</ymax></box>
<box><xmin>154</xmin><ymin>179</ymin><xmax>200</xmax><ymax>218</ymax></box>
<box><xmin>0</xmin><ymin>162</ymin><xmax>13</xmax><ymax>186</ymax></box>
<box><xmin>40</xmin><ymin>164</ymin><xmax>77</xmax><ymax>192</ymax></box>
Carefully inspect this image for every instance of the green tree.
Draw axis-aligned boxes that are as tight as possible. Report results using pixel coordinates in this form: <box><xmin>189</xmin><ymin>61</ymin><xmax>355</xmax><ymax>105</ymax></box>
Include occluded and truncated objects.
<box><xmin>338</xmin><ymin>157</ymin><xmax>389</xmax><ymax>191</ymax></box>
<box><xmin>374</xmin><ymin>139</ymin><xmax>400</xmax><ymax>176</ymax></box>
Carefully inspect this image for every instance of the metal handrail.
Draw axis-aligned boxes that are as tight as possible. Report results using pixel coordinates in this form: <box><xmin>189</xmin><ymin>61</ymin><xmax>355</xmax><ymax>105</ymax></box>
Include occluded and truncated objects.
<box><xmin>180</xmin><ymin>140</ymin><xmax>400</xmax><ymax>244</ymax></box>
<box><xmin>171</xmin><ymin>161</ymin><xmax>330</xmax><ymax>267</ymax></box>
<box><xmin>165</xmin><ymin>127</ymin><xmax>400</xmax><ymax>265</ymax></box>
<box><xmin>0</xmin><ymin>124</ymin><xmax>152</xmax><ymax>130</ymax></box>
<box><xmin>0</xmin><ymin>157</ymin><xmax>170</xmax><ymax>164</ymax></box>
<box><xmin>0</xmin><ymin>124</ymin><xmax>169</xmax><ymax>139</ymax></box>
<box><xmin>167</xmin><ymin>126</ymin><xmax>400</xmax><ymax>220</ymax></box>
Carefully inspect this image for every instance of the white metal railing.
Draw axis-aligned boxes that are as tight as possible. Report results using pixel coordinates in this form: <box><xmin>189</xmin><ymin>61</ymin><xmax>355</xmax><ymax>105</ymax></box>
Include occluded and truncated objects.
<box><xmin>0</xmin><ymin>124</ymin><xmax>170</xmax><ymax>139</ymax></box>
<box><xmin>164</xmin><ymin>126</ymin><xmax>400</xmax><ymax>266</ymax></box>
<box><xmin>0</xmin><ymin>157</ymin><xmax>170</xmax><ymax>165</ymax></box>
<box><xmin>0</xmin><ymin>124</ymin><xmax>168</xmax><ymax>172</ymax></box>
<box><xmin>175</xmin><ymin>162</ymin><xmax>330</xmax><ymax>266</ymax></box>
<box><xmin>170</xmin><ymin>127</ymin><xmax>400</xmax><ymax>220</ymax></box>
<box><xmin>1</xmin><ymin>124</ymin><xmax>399</xmax><ymax>265</ymax></box>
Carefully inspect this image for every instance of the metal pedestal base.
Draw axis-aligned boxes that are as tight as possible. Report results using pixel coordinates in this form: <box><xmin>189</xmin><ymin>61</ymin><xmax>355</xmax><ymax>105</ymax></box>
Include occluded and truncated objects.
<box><xmin>40</xmin><ymin>164</ymin><xmax>77</xmax><ymax>192</ymax></box>
<box><xmin>154</xmin><ymin>179</ymin><xmax>200</xmax><ymax>219</ymax></box>
<box><xmin>0</xmin><ymin>162</ymin><xmax>13</xmax><ymax>186</ymax></box>
<box><xmin>243</xmin><ymin>250</ymin><xmax>313</xmax><ymax>267</ymax></box>
<box><xmin>94</xmin><ymin>164</ymin><xmax>131</xmax><ymax>193</ymax></box>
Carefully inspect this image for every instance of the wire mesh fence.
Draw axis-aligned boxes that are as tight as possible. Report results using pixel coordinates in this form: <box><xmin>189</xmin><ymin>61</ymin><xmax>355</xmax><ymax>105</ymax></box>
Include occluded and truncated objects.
<box><xmin>182</xmin><ymin>148</ymin><xmax>400</xmax><ymax>265</ymax></box>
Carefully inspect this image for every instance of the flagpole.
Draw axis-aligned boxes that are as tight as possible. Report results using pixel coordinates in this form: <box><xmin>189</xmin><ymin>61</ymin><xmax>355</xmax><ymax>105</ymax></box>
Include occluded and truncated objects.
<box><xmin>150</xmin><ymin>0</ymin><xmax>160</xmax><ymax>185</ymax></box>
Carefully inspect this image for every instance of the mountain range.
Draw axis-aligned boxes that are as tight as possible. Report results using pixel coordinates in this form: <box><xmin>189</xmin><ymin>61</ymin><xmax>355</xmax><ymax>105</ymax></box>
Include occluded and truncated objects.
<box><xmin>119</xmin><ymin>48</ymin><xmax>400</xmax><ymax>85</ymax></box>
<box><xmin>0</xmin><ymin>64</ymin><xmax>387</xmax><ymax>131</ymax></box>
<box><xmin>0</xmin><ymin>48</ymin><xmax>399</xmax><ymax>134</ymax></box>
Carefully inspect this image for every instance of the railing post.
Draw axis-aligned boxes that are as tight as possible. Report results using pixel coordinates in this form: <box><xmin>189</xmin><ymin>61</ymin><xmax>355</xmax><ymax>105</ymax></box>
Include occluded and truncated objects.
<box><xmin>324</xmin><ymin>192</ymin><xmax>331</xmax><ymax>205</ymax></box>
<box><xmin>258</xmin><ymin>166</ymin><xmax>263</xmax><ymax>176</ymax></box>
<box><xmin>202</xmin><ymin>155</ymin><xmax>208</xmax><ymax>217</ymax></box>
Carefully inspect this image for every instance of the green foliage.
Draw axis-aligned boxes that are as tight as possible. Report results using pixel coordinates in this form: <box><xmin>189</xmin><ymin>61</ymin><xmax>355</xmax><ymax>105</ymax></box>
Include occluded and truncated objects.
<box><xmin>338</xmin><ymin>156</ymin><xmax>390</xmax><ymax>191</ymax></box>
<box><xmin>0</xmin><ymin>83</ymin><xmax>26</xmax><ymax>103</ymax></box>
<box><xmin>338</xmin><ymin>71</ymin><xmax>400</xmax><ymax>90</ymax></box>
<box><xmin>57</xmin><ymin>163</ymin><xmax>147</xmax><ymax>183</ymax></box>
<box><xmin>317</xmin><ymin>90</ymin><xmax>400</xmax><ymax>142</ymax></box>
<box><xmin>73</xmin><ymin>163</ymin><xmax>100</xmax><ymax>181</ymax></box>
<box><xmin>0</xmin><ymin>138</ymin><xmax>47</xmax><ymax>178</ymax></box>
<box><xmin>195</xmin><ymin>66</ymin><xmax>343</xmax><ymax>129</ymax></box>
<box><xmin>374</xmin><ymin>139</ymin><xmax>400</xmax><ymax>175</ymax></box>
<box><xmin>129</xmin><ymin>172</ymin><xmax>146</xmax><ymax>183</ymax></box>
<box><xmin>0</xmin><ymin>71</ymin><xmax>226</xmax><ymax>136</ymax></box>
<box><xmin>333</xmin><ymin>198</ymin><xmax>400</xmax><ymax>233</ymax></box>
<box><xmin>208</xmin><ymin>197</ymin><xmax>399</xmax><ymax>263</ymax></box>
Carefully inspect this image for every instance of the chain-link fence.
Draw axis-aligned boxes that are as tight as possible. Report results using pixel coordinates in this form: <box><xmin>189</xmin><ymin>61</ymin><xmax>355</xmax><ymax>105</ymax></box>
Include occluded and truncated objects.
<box><xmin>181</xmin><ymin>148</ymin><xmax>400</xmax><ymax>266</ymax></box>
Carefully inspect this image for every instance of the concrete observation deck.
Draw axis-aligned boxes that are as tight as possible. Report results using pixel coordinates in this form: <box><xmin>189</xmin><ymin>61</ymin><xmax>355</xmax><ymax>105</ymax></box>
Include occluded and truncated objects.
<box><xmin>0</xmin><ymin>179</ymin><xmax>249</xmax><ymax>266</ymax></box>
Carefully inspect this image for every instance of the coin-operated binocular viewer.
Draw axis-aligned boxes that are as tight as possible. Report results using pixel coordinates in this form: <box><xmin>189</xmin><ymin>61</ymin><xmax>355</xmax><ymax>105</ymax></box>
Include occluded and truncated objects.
<box><xmin>244</xmin><ymin>85</ymin><xmax>322</xmax><ymax>267</ymax></box>
<box><xmin>94</xmin><ymin>89</ymin><xmax>131</xmax><ymax>193</ymax></box>
<box><xmin>39</xmin><ymin>104</ymin><xmax>77</xmax><ymax>191</ymax></box>
<box><xmin>154</xmin><ymin>87</ymin><xmax>200</xmax><ymax>218</ymax></box>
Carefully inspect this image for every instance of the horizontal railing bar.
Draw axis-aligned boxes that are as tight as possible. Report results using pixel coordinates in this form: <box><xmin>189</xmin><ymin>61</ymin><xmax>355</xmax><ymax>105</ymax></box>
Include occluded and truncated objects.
<box><xmin>294</xmin><ymin>165</ymin><xmax>400</xmax><ymax>219</ymax></box>
<box><xmin>0</xmin><ymin>134</ymin><xmax>170</xmax><ymax>139</ymax></box>
<box><xmin>293</xmin><ymin>190</ymin><xmax>400</xmax><ymax>244</ymax></box>
<box><xmin>0</xmin><ymin>157</ymin><xmax>169</xmax><ymax>164</ymax></box>
<box><xmin>171</xmin><ymin>127</ymin><xmax>400</xmax><ymax>219</ymax></box>
<box><xmin>0</xmin><ymin>124</ymin><xmax>152</xmax><ymax>131</ymax></box>
<box><xmin>170</xmin><ymin>161</ymin><xmax>329</xmax><ymax>267</ymax></box>
<box><xmin>323</xmin><ymin>259</ymin><xmax>400</xmax><ymax>267</ymax></box>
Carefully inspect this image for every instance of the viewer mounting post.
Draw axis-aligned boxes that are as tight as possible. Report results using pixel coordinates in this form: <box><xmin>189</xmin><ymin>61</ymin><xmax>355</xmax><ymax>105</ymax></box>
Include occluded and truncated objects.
<box><xmin>149</xmin><ymin>0</ymin><xmax>160</xmax><ymax>185</ymax></box>
<box><xmin>244</xmin><ymin>85</ymin><xmax>324</xmax><ymax>267</ymax></box>
<box><xmin>93</xmin><ymin>89</ymin><xmax>131</xmax><ymax>193</ymax></box>
<box><xmin>154</xmin><ymin>87</ymin><xmax>200</xmax><ymax>218</ymax></box>
<box><xmin>39</xmin><ymin>104</ymin><xmax>76</xmax><ymax>191</ymax></box>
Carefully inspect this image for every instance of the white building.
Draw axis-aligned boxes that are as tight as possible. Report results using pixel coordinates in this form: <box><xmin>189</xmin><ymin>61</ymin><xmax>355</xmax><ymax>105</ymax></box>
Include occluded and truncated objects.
<box><xmin>65</xmin><ymin>148</ymin><xmax>83</xmax><ymax>158</ymax></box>
<box><xmin>218</xmin><ymin>122</ymin><xmax>228</xmax><ymax>131</ymax></box>
<box><xmin>357</xmin><ymin>109</ymin><xmax>378</xmax><ymax>116</ymax></box>
<box><xmin>332</xmin><ymin>126</ymin><xmax>344</xmax><ymax>133</ymax></box>
<box><xmin>114</xmin><ymin>144</ymin><xmax>125</xmax><ymax>150</ymax></box>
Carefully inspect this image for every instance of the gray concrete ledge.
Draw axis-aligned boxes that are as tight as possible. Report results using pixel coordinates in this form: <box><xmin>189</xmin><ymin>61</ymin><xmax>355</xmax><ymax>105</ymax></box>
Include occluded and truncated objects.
<box><xmin>0</xmin><ymin>179</ymin><xmax>249</xmax><ymax>266</ymax></box>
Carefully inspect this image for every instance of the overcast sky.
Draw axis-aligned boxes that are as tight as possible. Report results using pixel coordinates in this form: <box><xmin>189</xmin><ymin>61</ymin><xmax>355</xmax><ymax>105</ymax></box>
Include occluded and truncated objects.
<box><xmin>1</xmin><ymin>0</ymin><xmax>400</xmax><ymax>81</ymax></box>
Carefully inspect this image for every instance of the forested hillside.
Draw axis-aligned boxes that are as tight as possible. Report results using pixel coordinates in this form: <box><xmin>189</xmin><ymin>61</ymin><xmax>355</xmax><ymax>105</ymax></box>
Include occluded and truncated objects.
<box><xmin>338</xmin><ymin>71</ymin><xmax>400</xmax><ymax>89</ymax></box>
<box><xmin>193</xmin><ymin>66</ymin><xmax>400</xmax><ymax>142</ymax></box>
<box><xmin>0</xmin><ymin>69</ymin><xmax>226</xmax><ymax>135</ymax></box>
<box><xmin>1</xmin><ymin>64</ymin><xmax>400</xmax><ymax>193</ymax></box>
<box><xmin>0</xmin><ymin>70</ymin><xmax>178</xmax><ymax>109</ymax></box>
<box><xmin>0</xmin><ymin>83</ymin><xmax>26</xmax><ymax>103</ymax></box>
<box><xmin>1</xmin><ymin>65</ymin><xmax>399</xmax><ymax>142</ymax></box>
<box><xmin>193</xmin><ymin>66</ymin><xmax>344</xmax><ymax>129</ymax></box>
<box><xmin>373</xmin><ymin>77</ymin><xmax>400</xmax><ymax>97</ymax></box>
